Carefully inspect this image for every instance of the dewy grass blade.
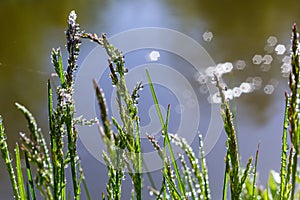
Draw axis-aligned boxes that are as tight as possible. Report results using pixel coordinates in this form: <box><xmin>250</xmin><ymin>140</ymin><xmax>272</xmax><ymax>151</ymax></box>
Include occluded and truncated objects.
<box><xmin>163</xmin><ymin>172</ymin><xmax>182</xmax><ymax>200</ymax></box>
<box><xmin>280</xmin><ymin>94</ymin><xmax>289</xmax><ymax>199</ymax></box>
<box><xmin>252</xmin><ymin>143</ymin><xmax>260</xmax><ymax>200</ymax></box>
<box><xmin>222</xmin><ymin>152</ymin><xmax>229</xmax><ymax>200</ymax></box>
<box><xmin>164</xmin><ymin>105</ymin><xmax>186</xmax><ymax>197</ymax></box>
<box><xmin>24</xmin><ymin>152</ymin><xmax>36</xmax><ymax>200</ymax></box>
<box><xmin>239</xmin><ymin>157</ymin><xmax>253</xmax><ymax>193</ymax></box>
<box><xmin>199</xmin><ymin>135</ymin><xmax>210</xmax><ymax>199</ymax></box>
<box><xmin>0</xmin><ymin>116</ymin><xmax>20</xmax><ymax>200</ymax></box>
<box><xmin>15</xmin><ymin>143</ymin><xmax>26</xmax><ymax>199</ymax></box>
<box><xmin>146</xmin><ymin>69</ymin><xmax>186</xmax><ymax>198</ymax></box>
<box><xmin>51</xmin><ymin>48</ymin><xmax>65</xmax><ymax>86</ymax></box>
<box><xmin>146</xmin><ymin>69</ymin><xmax>164</xmax><ymax>126</ymax></box>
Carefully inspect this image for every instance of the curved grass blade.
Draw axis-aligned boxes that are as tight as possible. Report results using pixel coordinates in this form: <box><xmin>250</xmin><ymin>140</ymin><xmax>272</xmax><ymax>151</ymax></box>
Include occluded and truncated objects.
<box><xmin>146</xmin><ymin>69</ymin><xmax>186</xmax><ymax>197</ymax></box>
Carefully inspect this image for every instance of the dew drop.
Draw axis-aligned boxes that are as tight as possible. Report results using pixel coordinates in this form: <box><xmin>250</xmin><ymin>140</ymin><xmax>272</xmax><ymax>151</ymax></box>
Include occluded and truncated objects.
<box><xmin>211</xmin><ymin>93</ymin><xmax>221</xmax><ymax>104</ymax></box>
<box><xmin>252</xmin><ymin>76</ymin><xmax>262</xmax><ymax>90</ymax></box>
<box><xmin>205</xmin><ymin>66</ymin><xmax>216</xmax><ymax>77</ymax></box>
<box><xmin>222</xmin><ymin>62</ymin><xmax>233</xmax><ymax>73</ymax></box>
<box><xmin>235</xmin><ymin>60</ymin><xmax>246</xmax><ymax>70</ymax></box>
<box><xmin>275</xmin><ymin>44</ymin><xmax>286</xmax><ymax>55</ymax></box>
<box><xmin>196</xmin><ymin>73</ymin><xmax>208</xmax><ymax>84</ymax></box>
<box><xmin>202</xmin><ymin>31</ymin><xmax>214</xmax><ymax>42</ymax></box>
<box><xmin>149</xmin><ymin>191</ymin><xmax>154</xmax><ymax>196</ymax></box>
<box><xmin>146</xmin><ymin>51</ymin><xmax>160</xmax><ymax>62</ymax></box>
<box><xmin>267</xmin><ymin>36</ymin><xmax>278</xmax><ymax>46</ymax></box>
<box><xmin>252</xmin><ymin>55</ymin><xmax>263</xmax><ymax>65</ymax></box>
<box><xmin>281</xmin><ymin>63</ymin><xmax>292</xmax><ymax>73</ymax></box>
<box><xmin>262</xmin><ymin>55</ymin><xmax>273</xmax><ymax>64</ymax></box>
<box><xmin>240</xmin><ymin>82</ymin><xmax>253</xmax><ymax>93</ymax></box>
<box><xmin>224</xmin><ymin>89</ymin><xmax>233</xmax><ymax>100</ymax></box>
<box><xmin>264</xmin><ymin>84</ymin><xmax>275</xmax><ymax>94</ymax></box>
<box><xmin>233</xmin><ymin>87</ymin><xmax>242</xmax><ymax>97</ymax></box>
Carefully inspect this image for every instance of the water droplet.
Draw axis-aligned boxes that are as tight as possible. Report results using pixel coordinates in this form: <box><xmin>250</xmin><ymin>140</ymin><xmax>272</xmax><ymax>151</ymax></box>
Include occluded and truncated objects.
<box><xmin>267</xmin><ymin>36</ymin><xmax>278</xmax><ymax>46</ymax></box>
<box><xmin>211</xmin><ymin>93</ymin><xmax>221</xmax><ymax>104</ymax></box>
<box><xmin>224</xmin><ymin>89</ymin><xmax>233</xmax><ymax>100</ymax></box>
<box><xmin>235</xmin><ymin>60</ymin><xmax>246</xmax><ymax>70</ymax></box>
<box><xmin>275</xmin><ymin>44</ymin><xmax>286</xmax><ymax>55</ymax></box>
<box><xmin>195</xmin><ymin>73</ymin><xmax>208</xmax><ymax>84</ymax></box>
<box><xmin>146</xmin><ymin>51</ymin><xmax>160</xmax><ymax>62</ymax></box>
<box><xmin>252</xmin><ymin>55</ymin><xmax>263</xmax><ymax>65</ymax></box>
<box><xmin>281</xmin><ymin>63</ymin><xmax>292</xmax><ymax>73</ymax></box>
<box><xmin>216</xmin><ymin>63</ymin><xmax>225</xmax><ymax>74</ymax></box>
<box><xmin>262</xmin><ymin>54</ymin><xmax>273</xmax><ymax>64</ymax></box>
<box><xmin>202</xmin><ymin>31</ymin><xmax>213</xmax><ymax>42</ymax></box>
<box><xmin>205</xmin><ymin>66</ymin><xmax>216</xmax><ymax>77</ymax></box>
<box><xmin>252</xmin><ymin>76</ymin><xmax>262</xmax><ymax>89</ymax></box>
<box><xmin>222</xmin><ymin>62</ymin><xmax>233</xmax><ymax>73</ymax></box>
<box><xmin>233</xmin><ymin>87</ymin><xmax>242</xmax><ymax>97</ymax></box>
<box><xmin>264</xmin><ymin>84</ymin><xmax>275</xmax><ymax>94</ymax></box>
<box><xmin>240</xmin><ymin>82</ymin><xmax>253</xmax><ymax>93</ymax></box>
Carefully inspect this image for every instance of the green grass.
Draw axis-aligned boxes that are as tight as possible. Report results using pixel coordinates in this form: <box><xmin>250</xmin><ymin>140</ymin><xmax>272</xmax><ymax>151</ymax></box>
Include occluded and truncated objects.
<box><xmin>1</xmin><ymin>10</ymin><xmax>300</xmax><ymax>199</ymax></box>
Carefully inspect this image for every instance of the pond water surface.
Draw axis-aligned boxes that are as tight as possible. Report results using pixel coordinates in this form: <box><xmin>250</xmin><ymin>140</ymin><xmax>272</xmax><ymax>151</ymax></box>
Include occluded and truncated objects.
<box><xmin>0</xmin><ymin>0</ymin><xmax>300</xmax><ymax>199</ymax></box>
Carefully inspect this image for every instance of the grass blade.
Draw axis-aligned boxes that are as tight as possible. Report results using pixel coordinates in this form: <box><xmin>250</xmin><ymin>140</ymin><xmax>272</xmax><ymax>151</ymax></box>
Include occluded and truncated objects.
<box><xmin>146</xmin><ymin>69</ymin><xmax>186</xmax><ymax>197</ymax></box>
<box><xmin>146</xmin><ymin>69</ymin><xmax>164</xmax><ymax>126</ymax></box>
<box><xmin>252</xmin><ymin>143</ymin><xmax>260</xmax><ymax>199</ymax></box>
<box><xmin>24</xmin><ymin>152</ymin><xmax>36</xmax><ymax>200</ymax></box>
<box><xmin>0</xmin><ymin>116</ymin><xmax>20</xmax><ymax>199</ymax></box>
<box><xmin>83</xmin><ymin>178</ymin><xmax>91</xmax><ymax>200</ymax></box>
<box><xmin>222</xmin><ymin>152</ymin><xmax>229</xmax><ymax>200</ymax></box>
<box><xmin>15</xmin><ymin>143</ymin><xmax>26</xmax><ymax>199</ymax></box>
<box><xmin>280</xmin><ymin>94</ymin><xmax>289</xmax><ymax>199</ymax></box>
<box><xmin>199</xmin><ymin>135</ymin><xmax>210</xmax><ymax>199</ymax></box>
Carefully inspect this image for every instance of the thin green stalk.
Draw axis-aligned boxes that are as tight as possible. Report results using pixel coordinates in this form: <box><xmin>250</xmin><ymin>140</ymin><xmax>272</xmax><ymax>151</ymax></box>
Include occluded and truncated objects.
<box><xmin>222</xmin><ymin>152</ymin><xmax>229</xmax><ymax>200</ymax></box>
<box><xmin>252</xmin><ymin>143</ymin><xmax>260</xmax><ymax>200</ymax></box>
<box><xmin>199</xmin><ymin>135</ymin><xmax>210</xmax><ymax>199</ymax></box>
<box><xmin>280</xmin><ymin>93</ymin><xmax>289</xmax><ymax>199</ymax></box>
<box><xmin>24</xmin><ymin>152</ymin><xmax>36</xmax><ymax>200</ymax></box>
<box><xmin>0</xmin><ymin>116</ymin><xmax>20</xmax><ymax>200</ymax></box>
<box><xmin>15</xmin><ymin>143</ymin><xmax>26</xmax><ymax>199</ymax></box>
<box><xmin>288</xmin><ymin>24</ymin><xmax>300</xmax><ymax>200</ymax></box>
<box><xmin>146</xmin><ymin>69</ymin><xmax>186</xmax><ymax>198</ymax></box>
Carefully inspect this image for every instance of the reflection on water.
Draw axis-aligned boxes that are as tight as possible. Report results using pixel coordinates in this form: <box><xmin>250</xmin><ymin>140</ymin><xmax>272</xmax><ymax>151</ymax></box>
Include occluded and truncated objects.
<box><xmin>1</xmin><ymin>0</ymin><xmax>300</xmax><ymax>199</ymax></box>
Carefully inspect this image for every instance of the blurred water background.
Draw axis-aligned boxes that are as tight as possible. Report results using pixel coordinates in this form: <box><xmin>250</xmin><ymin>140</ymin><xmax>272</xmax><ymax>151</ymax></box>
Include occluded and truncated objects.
<box><xmin>0</xmin><ymin>0</ymin><xmax>300</xmax><ymax>199</ymax></box>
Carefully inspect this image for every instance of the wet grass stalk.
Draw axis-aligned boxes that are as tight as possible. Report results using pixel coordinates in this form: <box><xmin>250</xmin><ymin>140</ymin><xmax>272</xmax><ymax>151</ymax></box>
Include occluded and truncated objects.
<box><xmin>215</xmin><ymin>75</ymin><xmax>253</xmax><ymax>199</ymax></box>
<box><xmin>0</xmin><ymin>117</ymin><xmax>20</xmax><ymax>199</ymax></box>
<box><xmin>82</xmin><ymin>32</ymin><xmax>143</xmax><ymax>199</ymax></box>
<box><xmin>287</xmin><ymin>23</ymin><xmax>300</xmax><ymax>200</ymax></box>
